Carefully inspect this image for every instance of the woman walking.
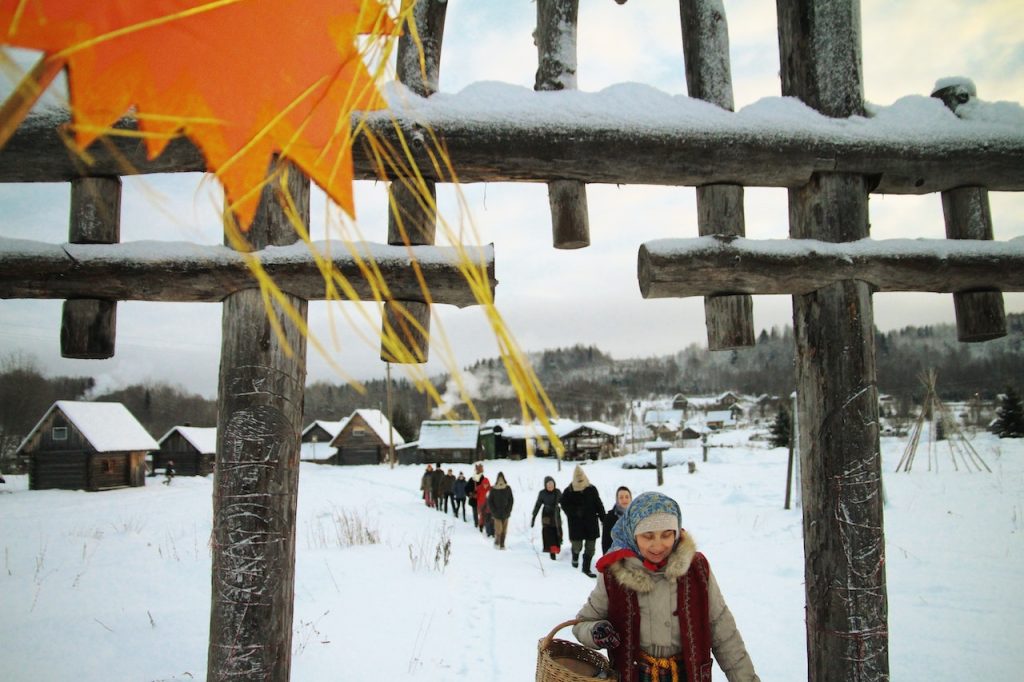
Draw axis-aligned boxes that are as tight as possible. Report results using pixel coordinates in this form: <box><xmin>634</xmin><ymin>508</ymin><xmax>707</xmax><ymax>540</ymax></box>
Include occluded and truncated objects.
<box><xmin>602</xmin><ymin>486</ymin><xmax>632</xmax><ymax>554</ymax></box>
<box><xmin>572</xmin><ymin>491</ymin><xmax>759</xmax><ymax>681</ymax></box>
<box><xmin>560</xmin><ymin>465</ymin><xmax>605</xmax><ymax>577</ymax></box>
<box><xmin>530</xmin><ymin>475</ymin><xmax>564</xmax><ymax>560</ymax></box>
<box><xmin>487</xmin><ymin>472</ymin><xmax>514</xmax><ymax>549</ymax></box>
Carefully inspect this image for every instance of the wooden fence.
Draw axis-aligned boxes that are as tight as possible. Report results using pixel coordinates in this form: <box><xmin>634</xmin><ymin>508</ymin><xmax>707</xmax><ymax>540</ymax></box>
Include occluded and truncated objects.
<box><xmin>2</xmin><ymin>1</ymin><xmax>1022</xmax><ymax>680</ymax></box>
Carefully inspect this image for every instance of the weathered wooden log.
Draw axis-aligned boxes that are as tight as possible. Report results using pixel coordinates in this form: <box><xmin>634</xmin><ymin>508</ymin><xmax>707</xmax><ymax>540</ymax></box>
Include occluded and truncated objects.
<box><xmin>933</xmin><ymin>82</ymin><xmax>1006</xmax><ymax>343</ymax></box>
<box><xmin>60</xmin><ymin>298</ymin><xmax>116</xmax><ymax>360</ymax></box>
<box><xmin>536</xmin><ymin>0</ymin><xmax>590</xmax><ymax>249</ymax></box>
<box><xmin>4</xmin><ymin>105</ymin><xmax>1023</xmax><ymax>194</ymax></box>
<box><xmin>680</xmin><ymin>0</ymin><xmax>753</xmax><ymax>349</ymax></box>
<box><xmin>778</xmin><ymin>1</ymin><xmax>889</xmax><ymax>679</ymax></box>
<box><xmin>381</xmin><ymin>0</ymin><xmax>448</xmax><ymax>363</ymax></box>
<box><xmin>637</xmin><ymin>236</ymin><xmax>1024</xmax><ymax>297</ymax></box>
<box><xmin>0</xmin><ymin>238</ymin><xmax>494</xmax><ymax>307</ymax></box>
<box><xmin>63</xmin><ymin>176</ymin><xmax>121</xmax><ymax>359</ymax></box>
<box><xmin>208</xmin><ymin>160</ymin><xmax>308</xmax><ymax>682</ymax></box>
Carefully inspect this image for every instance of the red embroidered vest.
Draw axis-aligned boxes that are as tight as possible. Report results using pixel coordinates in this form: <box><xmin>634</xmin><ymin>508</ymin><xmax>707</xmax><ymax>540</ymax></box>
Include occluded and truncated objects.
<box><xmin>603</xmin><ymin>552</ymin><xmax>712</xmax><ymax>682</ymax></box>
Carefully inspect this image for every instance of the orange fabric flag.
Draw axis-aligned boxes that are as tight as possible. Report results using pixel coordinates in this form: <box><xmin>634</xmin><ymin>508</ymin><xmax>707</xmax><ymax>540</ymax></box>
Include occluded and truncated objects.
<box><xmin>1</xmin><ymin>0</ymin><xmax>397</xmax><ymax>228</ymax></box>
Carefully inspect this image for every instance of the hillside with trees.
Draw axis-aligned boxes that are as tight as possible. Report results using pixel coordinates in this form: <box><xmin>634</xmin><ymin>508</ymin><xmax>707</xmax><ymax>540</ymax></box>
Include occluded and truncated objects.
<box><xmin>2</xmin><ymin>314</ymin><xmax>1021</xmax><ymax>463</ymax></box>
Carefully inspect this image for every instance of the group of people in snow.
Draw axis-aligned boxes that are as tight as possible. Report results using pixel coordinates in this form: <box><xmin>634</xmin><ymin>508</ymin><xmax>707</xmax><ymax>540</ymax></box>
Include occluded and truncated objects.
<box><xmin>420</xmin><ymin>461</ymin><xmax>760</xmax><ymax>680</ymax></box>
<box><xmin>419</xmin><ymin>461</ymin><xmax>514</xmax><ymax>549</ymax></box>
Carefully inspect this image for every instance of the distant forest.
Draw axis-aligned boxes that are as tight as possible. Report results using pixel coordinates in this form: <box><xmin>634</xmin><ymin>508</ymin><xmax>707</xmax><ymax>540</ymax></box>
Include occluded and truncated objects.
<box><xmin>2</xmin><ymin>314</ymin><xmax>1022</xmax><ymax>455</ymax></box>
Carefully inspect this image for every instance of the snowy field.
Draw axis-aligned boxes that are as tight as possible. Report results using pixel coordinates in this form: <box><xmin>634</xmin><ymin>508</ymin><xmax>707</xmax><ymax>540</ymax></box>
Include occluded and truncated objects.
<box><xmin>1</xmin><ymin>428</ymin><xmax>1022</xmax><ymax>681</ymax></box>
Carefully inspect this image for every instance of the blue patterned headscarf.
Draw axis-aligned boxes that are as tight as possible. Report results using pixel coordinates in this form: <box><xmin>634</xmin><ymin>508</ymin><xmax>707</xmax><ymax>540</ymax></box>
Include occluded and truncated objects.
<box><xmin>605</xmin><ymin>491</ymin><xmax>682</xmax><ymax>558</ymax></box>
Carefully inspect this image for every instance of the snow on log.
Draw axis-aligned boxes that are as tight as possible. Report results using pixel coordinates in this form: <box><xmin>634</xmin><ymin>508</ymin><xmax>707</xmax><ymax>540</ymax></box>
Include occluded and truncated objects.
<box><xmin>638</xmin><ymin>235</ymin><xmax>1024</xmax><ymax>297</ymax></box>
<box><xmin>0</xmin><ymin>238</ymin><xmax>494</xmax><ymax>308</ymax></box>
<box><xmin>3</xmin><ymin>87</ymin><xmax>1023</xmax><ymax>193</ymax></box>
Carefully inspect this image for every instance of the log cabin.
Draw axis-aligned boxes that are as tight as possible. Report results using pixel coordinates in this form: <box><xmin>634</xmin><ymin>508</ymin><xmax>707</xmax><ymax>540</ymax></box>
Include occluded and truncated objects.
<box><xmin>18</xmin><ymin>400</ymin><xmax>157</xmax><ymax>491</ymax></box>
<box><xmin>155</xmin><ymin>425</ymin><xmax>216</xmax><ymax>476</ymax></box>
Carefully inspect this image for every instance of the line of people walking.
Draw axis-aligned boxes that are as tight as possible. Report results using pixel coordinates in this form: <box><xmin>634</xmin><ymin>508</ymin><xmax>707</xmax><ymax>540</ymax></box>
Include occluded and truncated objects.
<box><xmin>419</xmin><ymin>461</ymin><xmax>514</xmax><ymax>549</ymax></box>
<box><xmin>418</xmin><ymin>460</ymin><xmax>633</xmax><ymax>576</ymax></box>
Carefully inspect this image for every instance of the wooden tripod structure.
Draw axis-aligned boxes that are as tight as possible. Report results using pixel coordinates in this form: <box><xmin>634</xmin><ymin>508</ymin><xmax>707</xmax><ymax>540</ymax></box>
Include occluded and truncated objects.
<box><xmin>895</xmin><ymin>369</ymin><xmax>992</xmax><ymax>473</ymax></box>
<box><xmin>2</xmin><ymin>1</ymin><xmax>1023</xmax><ymax>680</ymax></box>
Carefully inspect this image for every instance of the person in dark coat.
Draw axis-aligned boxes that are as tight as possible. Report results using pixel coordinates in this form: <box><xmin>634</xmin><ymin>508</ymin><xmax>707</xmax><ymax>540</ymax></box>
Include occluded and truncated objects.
<box><xmin>602</xmin><ymin>486</ymin><xmax>632</xmax><ymax>555</ymax></box>
<box><xmin>452</xmin><ymin>471</ymin><xmax>468</xmax><ymax>521</ymax></box>
<box><xmin>442</xmin><ymin>468</ymin><xmax>456</xmax><ymax>513</ymax></box>
<box><xmin>531</xmin><ymin>475</ymin><xmax>564</xmax><ymax>560</ymax></box>
<box><xmin>163</xmin><ymin>459</ymin><xmax>176</xmax><ymax>486</ymax></box>
<box><xmin>561</xmin><ymin>465</ymin><xmax>605</xmax><ymax>577</ymax></box>
<box><xmin>431</xmin><ymin>464</ymin><xmax>446</xmax><ymax>513</ymax></box>
<box><xmin>487</xmin><ymin>471</ymin><xmax>514</xmax><ymax>549</ymax></box>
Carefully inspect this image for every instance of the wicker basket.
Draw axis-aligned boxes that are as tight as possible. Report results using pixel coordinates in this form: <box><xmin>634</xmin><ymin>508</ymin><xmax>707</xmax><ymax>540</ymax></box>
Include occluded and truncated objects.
<box><xmin>536</xmin><ymin>619</ymin><xmax>617</xmax><ymax>682</ymax></box>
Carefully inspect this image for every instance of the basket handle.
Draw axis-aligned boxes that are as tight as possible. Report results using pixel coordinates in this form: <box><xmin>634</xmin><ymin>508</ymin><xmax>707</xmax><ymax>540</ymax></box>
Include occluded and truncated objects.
<box><xmin>540</xmin><ymin>618</ymin><xmax>580</xmax><ymax>652</ymax></box>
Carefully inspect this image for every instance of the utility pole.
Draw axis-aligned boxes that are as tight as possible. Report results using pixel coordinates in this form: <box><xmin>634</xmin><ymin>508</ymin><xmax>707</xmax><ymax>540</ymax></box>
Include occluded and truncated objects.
<box><xmin>386</xmin><ymin>362</ymin><xmax>395</xmax><ymax>469</ymax></box>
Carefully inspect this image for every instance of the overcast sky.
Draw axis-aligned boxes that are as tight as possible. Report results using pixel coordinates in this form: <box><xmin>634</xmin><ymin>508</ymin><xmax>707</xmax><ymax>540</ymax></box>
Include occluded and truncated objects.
<box><xmin>1</xmin><ymin>0</ymin><xmax>1022</xmax><ymax>399</ymax></box>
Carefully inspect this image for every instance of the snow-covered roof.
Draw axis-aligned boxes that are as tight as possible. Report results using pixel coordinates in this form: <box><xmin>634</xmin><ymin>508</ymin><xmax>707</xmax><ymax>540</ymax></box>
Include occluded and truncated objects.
<box><xmin>497</xmin><ymin>419</ymin><xmax>620</xmax><ymax>440</ymax></box>
<box><xmin>303</xmin><ymin>419</ymin><xmax>348</xmax><ymax>440</ymax></box>
<box><xmin>158</xmin><ymin>426</ymin><xmax>216</xmax><ymax>454</ymax></box>
<box><xmin>706</xmin><ymin>410</ymin><xmax>737</xmax><ymax>423</ymax></box>
<box><xmin>20</xmin><ymin>400</ymin><xmax>159</xmax><ymax>453</ymax></box>
<box><xmin>644</xmin><ymin>409</ymin><xmax>685</xmax><ymax>425</ymax></box>
<box><xmin>346</xmin><ymin>409</ymin><xmax>405</xmax><ymax>446</ymax></box>
<box><xmin>417</xmin><ymin>421</ymin><xmax>480</xmax><ymax>450</ymax></box>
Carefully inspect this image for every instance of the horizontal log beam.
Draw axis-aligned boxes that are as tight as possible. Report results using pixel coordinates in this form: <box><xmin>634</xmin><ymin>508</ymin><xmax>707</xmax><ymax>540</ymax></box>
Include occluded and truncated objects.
<box><xmin>0</xmin><ymin>238</ymin><xmax>494</xmax><ymax>307</ymax></box>
<box><xmin>638</xmin><ymin>236</ymin><xmax>1024</xmax><ymax>297</ymax></box>
<box><xmin>2</xmin><ymin>93</ymin><xmax>1022</xmax><ymax>193</ymax></box>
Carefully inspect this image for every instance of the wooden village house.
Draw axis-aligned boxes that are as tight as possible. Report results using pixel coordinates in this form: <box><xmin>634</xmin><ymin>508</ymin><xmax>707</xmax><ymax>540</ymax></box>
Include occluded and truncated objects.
<box><xmin>155</xmin><ymin>425</ymin><xmax>217</xmax><ymax>476</ymax></box>
<box><xmin>496</xmin><ymin>418</ymin><xmax>621</xmax><ymax>460</ymax></box>
<box><xmin>328</xmin><ymin>409</ymin><xmax>404</xmax><ymax>465</ymax></box>
<box><xmin>16</xmin><ymin>400</ymin><xmax>158</xmax><ymax>491</ymax></box>
<box><xmin>414</xmin><ymin>420</ymin><xmax>480</xmax><ymax>464</ymax></box>
<box><xmin>300</xmin><ymin>419</ymin><xmax>347</xmax><ymax>463</ymax></box>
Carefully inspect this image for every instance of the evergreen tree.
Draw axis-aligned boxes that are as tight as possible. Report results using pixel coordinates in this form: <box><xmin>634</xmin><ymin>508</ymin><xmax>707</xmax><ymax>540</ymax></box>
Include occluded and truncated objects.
<box><xmin>995</xmin><ymin>386</ymin><xmax>1024</xmax><ymax>438</ymax></box>
<box><xmin>769</xmin><ymin>407</ymin><xmax>792</xmax><ymax>448</ymax></box>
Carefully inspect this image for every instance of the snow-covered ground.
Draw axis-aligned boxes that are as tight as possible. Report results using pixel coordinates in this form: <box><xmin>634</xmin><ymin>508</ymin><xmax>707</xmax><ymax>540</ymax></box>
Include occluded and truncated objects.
<box><xmin>1</xmin><ymin>428</ymin><xmax>1022</xmax><ymax>681</ymax></box>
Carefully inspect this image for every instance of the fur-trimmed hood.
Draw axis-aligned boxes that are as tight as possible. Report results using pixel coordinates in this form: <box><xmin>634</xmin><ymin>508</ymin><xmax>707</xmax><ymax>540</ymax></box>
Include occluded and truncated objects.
<box><xmin>607</xmin><ymin>532</ymin><xmax>697</xmax><ymax>593</ymax></box>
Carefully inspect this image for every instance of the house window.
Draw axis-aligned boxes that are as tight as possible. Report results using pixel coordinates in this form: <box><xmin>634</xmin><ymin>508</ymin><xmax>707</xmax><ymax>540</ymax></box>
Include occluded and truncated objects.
<box><xmin>52</xmin><ymin>426</ymin><xmax>68</xmax><ymax>441</ymax></box>
<box><xmin>101</xmin><ymin>459</ymin><xmax>113</xmax><ymax>473</ymax></box>
<box><xmin>352</xmin><ymin>427</ymin><xmax>366</xmax><ymax>438</ymax></box>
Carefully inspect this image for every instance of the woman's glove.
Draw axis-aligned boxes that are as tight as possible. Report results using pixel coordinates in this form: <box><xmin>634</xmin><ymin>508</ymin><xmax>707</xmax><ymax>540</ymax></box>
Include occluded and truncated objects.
<box><xmin>591</xmin><ymin>620</ymin><xmax>620</xmax><ymax>649</ymax></box>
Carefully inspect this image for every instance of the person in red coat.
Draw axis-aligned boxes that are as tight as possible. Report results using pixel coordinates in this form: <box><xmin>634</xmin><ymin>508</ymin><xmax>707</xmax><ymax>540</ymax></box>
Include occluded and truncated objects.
<box><xmin>473</xmin><ymin>466</ymin><xmax>491</xmax><ymax>535</ymax></box>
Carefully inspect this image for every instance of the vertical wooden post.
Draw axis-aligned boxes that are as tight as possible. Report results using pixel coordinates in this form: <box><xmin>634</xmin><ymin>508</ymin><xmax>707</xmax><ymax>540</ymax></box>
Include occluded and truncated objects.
<box><xmin>536</xmin><ymin>0</ymin><xmax>590</xmax><ymax>249</ymax></box>
<box><xmin>777</xmin><ymin>1</ymin><xmax>890</xmax><ymax>679</ymax></box>
<box><xmin>381</xmin><ymin>0</ymin><xmax>449</xmax><ymax>362</ymax></box>
<box><xmin>208</xmin><ymin>161</ymin><xmax>310</xmax><ymax>682</ymax></box>
<box><xmin>678</xmin><ymin>0</ymin><xmax>755</xmax><ymax>349</ymax></box>
<box><xmin>932</xmin><ymin>81</ymin><xmax>1006</xmax><ymax>343</ymax></box>
<box><xmin>62</xmin><ymin>176</ymin><xmax>120</xmax><ymax>359</ymax></box>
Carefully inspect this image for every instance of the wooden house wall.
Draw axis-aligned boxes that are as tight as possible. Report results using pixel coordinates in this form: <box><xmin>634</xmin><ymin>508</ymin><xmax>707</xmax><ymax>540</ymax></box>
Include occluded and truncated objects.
<box><xmin>419</xmin><ymin>447</ymin><xmax>477</xmax><ymax>465</ymax></box>
<box><xmin>156</xmin><ymin>432</ymin><xmax>214</xmax><ymax>476</ymax></box>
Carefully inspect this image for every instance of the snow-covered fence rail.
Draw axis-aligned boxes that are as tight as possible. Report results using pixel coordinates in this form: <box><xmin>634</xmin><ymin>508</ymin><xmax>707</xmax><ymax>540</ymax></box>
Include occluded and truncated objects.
<box><xmin>4</xmin><ymin>95</ymin><xmax>1024</xmax><ymax>194</ymax></box>
<box><xmin>0</xmin><ymin>238</ymin><xmax>492</xmax><ymax>305</ymax></box>
<box><xmin>638</xmin><ymin>236</ymin><xmax>1024</xmax><ymax>297</ymax></box>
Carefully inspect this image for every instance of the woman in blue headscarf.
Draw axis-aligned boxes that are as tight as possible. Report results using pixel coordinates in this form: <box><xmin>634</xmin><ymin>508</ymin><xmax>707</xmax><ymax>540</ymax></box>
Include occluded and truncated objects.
<box><xmin>572</xmin><ymin>491</ymin><xmax>759</xmax><ymax>682</ymax></box>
